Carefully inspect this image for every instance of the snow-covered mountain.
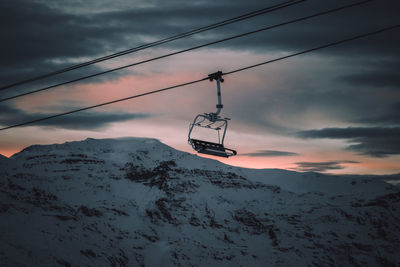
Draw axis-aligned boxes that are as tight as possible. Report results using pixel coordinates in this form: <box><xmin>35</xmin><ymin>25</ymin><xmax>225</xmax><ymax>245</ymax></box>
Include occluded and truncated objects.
<box><xmin>0</xmin><ymin>154</ymin><xmax>7</xmax><ymax>162</ymax></box>
<box><xmin>0</xmin><ymin>137</ymin><xmax>399</xmax><ymax>266</ymax></box>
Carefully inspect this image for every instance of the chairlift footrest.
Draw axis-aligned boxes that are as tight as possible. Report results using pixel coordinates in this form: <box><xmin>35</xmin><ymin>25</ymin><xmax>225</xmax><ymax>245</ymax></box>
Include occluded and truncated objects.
<box><xmin>189</xmin><ymin>139</ymin><xmax>237</xmax><ymax>158</ymax></box>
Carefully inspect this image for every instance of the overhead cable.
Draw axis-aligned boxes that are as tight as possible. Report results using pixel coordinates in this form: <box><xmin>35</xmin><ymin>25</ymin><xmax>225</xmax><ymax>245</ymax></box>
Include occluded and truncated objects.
<box><xmin>0</xmin><ymin>0</ymin><xmax>306</xmax><ymax>91</ymax></box>
<box><xmin>0</xmin><ymin>0</ymin><xmax>375</xmax><ymax>103</ymax></box>
<box><xmin>0</xmin><ymin>23</ymin><xmax>398</xmax><ymax>131</ymax></box>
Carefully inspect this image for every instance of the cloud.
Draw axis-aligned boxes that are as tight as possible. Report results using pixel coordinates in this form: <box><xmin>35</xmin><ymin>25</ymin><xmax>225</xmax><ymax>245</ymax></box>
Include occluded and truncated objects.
<box><xmin>351</xmin><ymin>102</ymin><xmax>400</xmax><ymax>125</ymax></box>
<box><xmin>296</xmin><ymin>127</ymin><xmax>400</xmax><ymax>158</ymax></box>
<box><xmin>296</xmin><ymin>127</ymin><xmax>400</xmax><ymax>139</ymax></box>
<box><xmin>341</xmin><ymin>60</ymin><xmax>400</xmax><ymax>89</ymax></box>
<box><xmin>0</xmin><ymin>103</ymin><xmax>151</xmax><ymax>130</ymax></box>
<box><xmin>0</xmin><ymin>0</ymin><xmax>133</xmax><ymax>87</ymax></box>
<box><xmin>295</xmin><ymin>160</ymin><xmax>359</xmax><ymax>172</ymax></box>
<box><xmin>2</xmin><ymin>0</ymin><xmax>399</xmax><ymax>85</ymax></box>
<box><xmin>1</xmin><ymin>0</ymin><xmax>399</xmax><ymax>175</ymax></box>
<box><xmin>94</xmin><ymin>0</ymin><xmax>400</xmax><ymax>62</ymax></box>
<box><xmin>241</xmin><ymin>150</ymin><xmax>299</xmax><ymax>157</ymax></box>
<box><xmin>343</xmin><ymin>71</ymin><xmax>400</xmax><ymax>89</ymax></box>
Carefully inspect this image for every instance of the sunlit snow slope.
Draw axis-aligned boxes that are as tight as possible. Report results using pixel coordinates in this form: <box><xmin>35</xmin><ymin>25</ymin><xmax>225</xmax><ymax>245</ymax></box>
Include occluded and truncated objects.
<box><xmin>0</xmin><ymin>138</ymin><xmax>399</xmax><ymax>266</ymax></box>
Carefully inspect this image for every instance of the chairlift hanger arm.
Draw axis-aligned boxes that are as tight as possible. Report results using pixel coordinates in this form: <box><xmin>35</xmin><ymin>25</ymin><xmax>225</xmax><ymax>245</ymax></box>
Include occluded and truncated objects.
<box><xmin>207</xmin><ymin>71</ymin><xmax>225</xmax><ymax>119</ymax></box>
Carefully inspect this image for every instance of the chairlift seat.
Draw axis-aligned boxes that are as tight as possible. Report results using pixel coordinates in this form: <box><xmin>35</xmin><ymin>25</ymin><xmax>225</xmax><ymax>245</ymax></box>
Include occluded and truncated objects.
<box><xmin>190</xmin><ymin>139</ymin><xmax>237</xmax><ymax>158</ymax></box>
<box><xmin>187</xmin><ymin>71</ymin><xmax>237</xmax><ymax>157</ymax></box>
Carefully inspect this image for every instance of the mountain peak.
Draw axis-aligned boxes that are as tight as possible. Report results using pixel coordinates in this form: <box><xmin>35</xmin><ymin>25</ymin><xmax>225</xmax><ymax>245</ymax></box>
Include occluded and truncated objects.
<box><xmin>1</xmin><ymin>137</ymin><xmax>399</xmax><ymax>266</ymax></box>
<box><xmin>11</xmin><ymin>137</ymin><xmax>165</xmax><ymax>158</ymax></box>
<box><xmin>10</xmin><ymin>137</ymin><xmax>231</xmax><ymax>173</ymax></box>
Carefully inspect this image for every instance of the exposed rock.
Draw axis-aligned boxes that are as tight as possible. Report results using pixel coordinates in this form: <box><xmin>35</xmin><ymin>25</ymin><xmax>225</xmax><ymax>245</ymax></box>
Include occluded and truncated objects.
<box><xmin>0</xmin><ymin>137</ymin><xmax>398</xmax><ymax>266</ymax></box>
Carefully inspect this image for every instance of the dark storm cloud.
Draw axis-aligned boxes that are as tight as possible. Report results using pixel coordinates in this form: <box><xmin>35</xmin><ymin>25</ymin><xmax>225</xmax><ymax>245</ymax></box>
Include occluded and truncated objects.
<box><xmin>341</xmin><ymin>60</ymin><xmax>400</xmax><ymax>89</ymax></box>
<box><xmin>0</xmin><ymin>0</ymin><xmax>131</xmax><ymax>88</ymax></box>
<box><xmin>344</xmin><ymin>71</ymin><xmax>400</xmax><ymax>89</ymax></box>
<box><xmin>241</xmin><ymin>150</ymin><xmax>299</xmax><ymax>157</ymax></box>
<box><xmin>0</xmin><ymin>103</ymin><xmax>151</xmax><ymax>130</ymax></box>
<box><xmin>297</xmin><ymin>127</ymin><xmax>400</xmax><ymax>158</ymax></box>
<box><xmin>2</xmin><ymin>0</ymin><xmax>399</xmax><ymax>82</ymax></box>
<box><xmin>294</xmin><ymin>160</ymin><xmax>359</xmax><ymax>172</ymax></box>
<box><xmin>1</xmin><ymin>0</ymin><xmax>399</xmax><ymax>138</ymax></box>
<box><xmin>351</xmin><ymin>103</ymin><xmax>400</xmax><ymax>125</ymax></box>
<box><xmin>297</xmin><ymin>127</ymin><xmax>400</xmax><ymax>139</ymax></box>
<box><xmin>83</xmin><ymin>0</ymin><xmax>400</xmax><ymax>58</ymax></box>
<box><xmin>227</xmin><ymin>59</ymin><xmax>399</xmax><ymax>136</ymax></box>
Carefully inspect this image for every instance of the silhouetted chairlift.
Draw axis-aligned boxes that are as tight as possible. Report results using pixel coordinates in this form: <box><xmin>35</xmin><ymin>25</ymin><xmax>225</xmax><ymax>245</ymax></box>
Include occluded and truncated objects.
<box><xmin>188</xmin><ymin>71</ymin><xmax>237</xmax><ymax>158</ymax></box>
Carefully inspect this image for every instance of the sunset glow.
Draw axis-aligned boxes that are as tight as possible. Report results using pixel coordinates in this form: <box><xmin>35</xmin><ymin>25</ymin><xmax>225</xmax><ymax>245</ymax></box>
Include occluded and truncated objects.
<box><xmin>0</xmin><ymin>0</ymin><xmax>399</xmax><ymax>175</ymax></box>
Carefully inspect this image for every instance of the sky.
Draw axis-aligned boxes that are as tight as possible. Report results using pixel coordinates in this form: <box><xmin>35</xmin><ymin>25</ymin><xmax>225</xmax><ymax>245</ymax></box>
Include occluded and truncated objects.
<box><xmin>0</xmin><ymin>0</ymin><xmax>399</xmax><ymax>174</ymax></box>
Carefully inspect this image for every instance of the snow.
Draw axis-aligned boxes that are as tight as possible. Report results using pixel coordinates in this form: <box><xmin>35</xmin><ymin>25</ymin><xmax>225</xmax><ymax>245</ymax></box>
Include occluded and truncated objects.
<box><xmin>0</xmin><ymin>137</ymin><xmax>399</xmax><ymax>266</ymax></box>
<box><xmin>0</xmin><ymin>154</ymin><xmax>8</xmax><ymax>162</ymax></box>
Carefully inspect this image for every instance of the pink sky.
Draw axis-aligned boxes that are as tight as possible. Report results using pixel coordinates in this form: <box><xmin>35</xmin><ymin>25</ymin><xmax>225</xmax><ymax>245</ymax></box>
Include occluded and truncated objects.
<box><xmin>1</xmin><ymin>44</ymin><xmax>399</xmax><ymax>175</ymax></box>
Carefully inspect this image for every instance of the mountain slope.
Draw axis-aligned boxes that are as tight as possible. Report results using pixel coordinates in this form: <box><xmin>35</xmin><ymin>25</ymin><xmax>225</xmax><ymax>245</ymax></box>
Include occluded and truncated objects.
<box><xmin>0</xmin><ymin>137</ymin><xmax>399</xmax><ymax>266</ymax></box>
<box><xmin>0</xmin><ymin>154</ymin><xmax>7</xmax><ymax>161</ymax></box>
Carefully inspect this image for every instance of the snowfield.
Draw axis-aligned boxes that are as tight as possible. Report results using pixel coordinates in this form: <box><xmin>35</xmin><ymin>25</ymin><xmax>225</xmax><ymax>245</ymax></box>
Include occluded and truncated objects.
<box><xmin>0</xmin><ymin>137</ymin><xmax>399</xmax><ymax>266</ymax></box>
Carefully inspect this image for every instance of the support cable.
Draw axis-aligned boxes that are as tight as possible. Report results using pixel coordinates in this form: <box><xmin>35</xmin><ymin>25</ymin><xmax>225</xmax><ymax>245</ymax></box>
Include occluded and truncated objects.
<box><xmin>0</xmin><ymin>0</ymin><xmax>305</xmax><ymax>91</ymax></box>
<box><xmin>0</xmin><ymin>24</ymin><xmax>398</xmax><ymax>131</ymax></box>
<box><xmin>0</xmin><ymin>0</ymin><xmax>374</xmax><ymax>103</ymax></box>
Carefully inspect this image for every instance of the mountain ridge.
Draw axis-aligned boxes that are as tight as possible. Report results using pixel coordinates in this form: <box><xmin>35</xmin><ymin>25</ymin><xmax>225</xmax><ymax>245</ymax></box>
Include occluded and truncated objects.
<box><xmin>0</xmin><ymin>137</ymin><xmax>399</xmax><ymax>266</ymax></box>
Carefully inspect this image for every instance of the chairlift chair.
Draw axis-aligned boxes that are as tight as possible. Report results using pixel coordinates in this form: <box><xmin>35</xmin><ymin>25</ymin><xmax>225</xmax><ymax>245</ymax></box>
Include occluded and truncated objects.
<box><xmin>188</xmin><ymin>71</ymin><xmax>237</xmax><ymax>158</ymax></box>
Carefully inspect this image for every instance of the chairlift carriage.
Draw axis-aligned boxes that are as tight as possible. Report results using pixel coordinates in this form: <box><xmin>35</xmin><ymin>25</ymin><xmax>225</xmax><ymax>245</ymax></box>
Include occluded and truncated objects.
<box><xmin>188</xmin><ymin>71</ymin><xmax>237</xmax><ymax>158</ymax></box>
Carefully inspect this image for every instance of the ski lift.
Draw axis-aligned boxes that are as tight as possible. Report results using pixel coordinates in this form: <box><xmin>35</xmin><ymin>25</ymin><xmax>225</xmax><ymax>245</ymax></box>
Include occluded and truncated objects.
<box><xmin>188</xmin><ymin>71</ymin><xmax>237</xmax><ymax>158</ymax></box>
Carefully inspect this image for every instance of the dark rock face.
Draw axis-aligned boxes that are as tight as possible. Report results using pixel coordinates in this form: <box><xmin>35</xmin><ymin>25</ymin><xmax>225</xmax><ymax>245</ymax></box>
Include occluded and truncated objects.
<box><xmin>0</xmin><ymin>138</ymin><xmax>399</xmax><ymax>266</ymax></box>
